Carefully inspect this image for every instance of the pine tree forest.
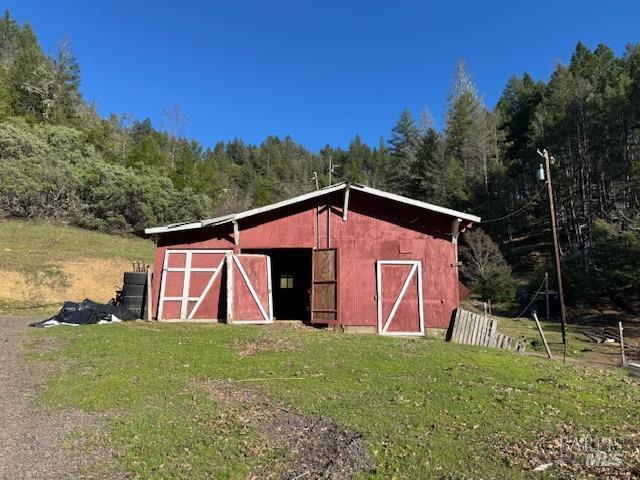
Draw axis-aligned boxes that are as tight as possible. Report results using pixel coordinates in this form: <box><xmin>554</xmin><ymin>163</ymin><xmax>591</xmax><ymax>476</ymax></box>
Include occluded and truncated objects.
<box><xmin>1</xmin><ymin>13</ymin><xmax>639</xmax><ymax>311</ymax></box>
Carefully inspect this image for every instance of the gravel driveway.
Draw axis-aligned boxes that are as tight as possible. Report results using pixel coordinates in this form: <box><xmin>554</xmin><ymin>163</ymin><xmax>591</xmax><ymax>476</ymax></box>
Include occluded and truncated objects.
<box><xmin>0</xmin><ymin>317</ymin><xmax>120</xmax><ymax>479</ymax></box>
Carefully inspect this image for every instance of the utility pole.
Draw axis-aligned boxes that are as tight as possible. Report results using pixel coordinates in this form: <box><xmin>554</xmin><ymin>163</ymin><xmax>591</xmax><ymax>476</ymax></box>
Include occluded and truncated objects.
<box><xmin>328</xmin><ymin>155</ymin><xmax>339</xmax><ymax>185</ymax></box>
<box><xmin>312</xmin><ymin>171</ymin><xmax>319</xmax><ymax>190</ymax></box>
<box><xmin>537</xmin><ymin>148</ymin><xmax>568</xmax><ymax>357</ymax></box>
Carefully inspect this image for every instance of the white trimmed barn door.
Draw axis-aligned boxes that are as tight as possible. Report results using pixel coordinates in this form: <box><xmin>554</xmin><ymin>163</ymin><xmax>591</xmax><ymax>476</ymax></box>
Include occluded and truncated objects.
<box><xmin>226</xmin><ymin>254</ymin><xmax>273</xmax><ymax>324</ymax></box>
<box><xmin>376</xmin><ymin>260</ymin><xmax>424</xmax><ymax>336</ymax></box>
<box><xmin>158</xmin><ymin>250</ymin><xmax>230</xmax><ymax>320</ymax></box>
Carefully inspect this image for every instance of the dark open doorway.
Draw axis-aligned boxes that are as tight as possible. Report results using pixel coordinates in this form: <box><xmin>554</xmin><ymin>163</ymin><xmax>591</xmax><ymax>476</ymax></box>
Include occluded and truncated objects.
<box><xmin>242</xmin><ymin>248</ymin><xmax>312</xmax><ymax>321</ymax></box>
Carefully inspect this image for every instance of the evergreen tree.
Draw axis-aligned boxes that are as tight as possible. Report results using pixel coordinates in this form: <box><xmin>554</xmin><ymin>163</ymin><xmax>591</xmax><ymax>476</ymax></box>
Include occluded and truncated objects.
<box><xmin>387</xmin><ymin>109</ymin><xmax>420</xmax><ymax>196</ymax></box>
<box><xmin>445</xmin><ymin>61</ymin><xmax>481</xmax><ymax>167</ymax></box>
<box><xmin>8</xmin><ymin>22</ymin><xmax>53</xmax><ymax>119</ymax></box>
<box><xmin>344</xmin><ymin>134</ymin><xmax>375</xmax><ymax>183</ymax></box>
<box><xmin>0</xmin><ymin>67</ymin><xmax>11</xmax><ymax>119</ymax></box>
<box><xmin>366</xmin><ymin>137</ymin><xmax>390</xmax><ymax>189</ymax></box>
<box><xmin>414</xmin><ymin>128</ymin><xmax>443</xmax><ymax>203</ymax></box>
<box><xmin>444</xmin><ymin>60</ymin><xmax>497</xmax><ymax>195</ymax></box>
<box><xmin>51</xmin><ymin>38</ymin><xmax>81</xmax><ymax>122</ymax></box>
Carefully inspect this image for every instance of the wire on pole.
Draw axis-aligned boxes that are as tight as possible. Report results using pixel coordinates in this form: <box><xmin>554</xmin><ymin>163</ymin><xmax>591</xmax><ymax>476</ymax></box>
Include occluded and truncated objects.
<box><xmin>479</xmin><ymin>182</ymin><xmax>547</xmax><ymax>224</ymax></box>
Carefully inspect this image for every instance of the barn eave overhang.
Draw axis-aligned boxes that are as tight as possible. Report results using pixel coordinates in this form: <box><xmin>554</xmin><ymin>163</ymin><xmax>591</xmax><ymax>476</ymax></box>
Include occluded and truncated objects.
<box><xmin>143</xmin><ymin>182</ymin><xmax>480</xmax><ymax>235</ymax></box>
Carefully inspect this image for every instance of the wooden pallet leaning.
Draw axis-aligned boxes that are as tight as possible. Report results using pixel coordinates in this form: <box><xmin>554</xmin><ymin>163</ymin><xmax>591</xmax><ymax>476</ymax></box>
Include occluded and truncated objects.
<box><xmin>450</xmin><ymin>308</ymin><xmax>524</xmax><ymax>352</ymax></box>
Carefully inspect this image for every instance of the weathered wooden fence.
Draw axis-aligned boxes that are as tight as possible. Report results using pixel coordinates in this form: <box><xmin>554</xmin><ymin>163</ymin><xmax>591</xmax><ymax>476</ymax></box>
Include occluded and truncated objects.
<box><xmin>450</xmin><ymin>308</ymin><xmax>525</xmax><ymax>352</ymax></box>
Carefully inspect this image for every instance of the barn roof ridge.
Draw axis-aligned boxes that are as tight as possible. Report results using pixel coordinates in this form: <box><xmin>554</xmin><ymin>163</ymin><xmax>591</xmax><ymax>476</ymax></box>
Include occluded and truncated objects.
<box><xmin>144</xmin><ymin>182</ymin><xmax>481</xmax><ymax>235</ymax></box>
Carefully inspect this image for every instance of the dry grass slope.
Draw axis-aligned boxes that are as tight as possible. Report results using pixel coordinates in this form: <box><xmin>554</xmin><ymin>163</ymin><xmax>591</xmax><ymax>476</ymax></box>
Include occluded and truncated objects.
<box><xmin>0</xmin><ymin>219</ymin><xmax>154</xmax><ymax>315</ymax></box>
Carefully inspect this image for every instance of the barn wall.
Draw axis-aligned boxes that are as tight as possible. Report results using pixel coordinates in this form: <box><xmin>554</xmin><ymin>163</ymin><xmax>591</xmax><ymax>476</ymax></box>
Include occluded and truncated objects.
<box><xmin>151</xmin><ymin>191</ymin><xmax>460</xmax><ymax>329</ymax></box>
<box><xmin>328</xmin><ymin>191</ymin><xmax>458</xmax><ymax>329</ymax></box>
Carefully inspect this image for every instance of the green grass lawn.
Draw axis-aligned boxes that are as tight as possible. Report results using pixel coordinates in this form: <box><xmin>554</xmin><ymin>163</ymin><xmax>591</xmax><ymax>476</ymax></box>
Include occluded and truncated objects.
<box><xmin>31</xmin><ymin>322</ymin><xmax>639</xmax><ymax>479</ymax></box>
<box><xmin>462</xmin><ymin>299</ymin><xmax>639</xmax><ymax>367</ymax></box>
<box><xmin>497</xmin><ymin>316</ymin><xmax>607</xmax><ymax>360</ymax></box>
<box><xmin>0</xmin><ymin>219</ymin><xmax>154</xmax><ymax>274</ymax></box>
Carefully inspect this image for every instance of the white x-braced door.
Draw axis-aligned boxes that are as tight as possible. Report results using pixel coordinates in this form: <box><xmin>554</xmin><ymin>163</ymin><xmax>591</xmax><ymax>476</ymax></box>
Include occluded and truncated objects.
<box><xmin>226</xmin><ymin>254</ymin><xmax>273</xmax><ymax>324</ymax></box>
<box><xmin>376</xmin><ymin>260</ymin><xmax>424</xmax><ymax>336</ymax></box>
<box><xmin>158</xmin><ymin>250</ymin><xmax>230</xmax><ymax>320</ymax></box>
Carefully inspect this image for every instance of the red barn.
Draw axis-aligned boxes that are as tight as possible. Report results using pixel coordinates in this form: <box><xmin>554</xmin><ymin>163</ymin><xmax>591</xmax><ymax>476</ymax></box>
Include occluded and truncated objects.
<box><xmin>144</xmin><ymin>182</ymin><xmax>479</xmax><ymax>336</ymax></box>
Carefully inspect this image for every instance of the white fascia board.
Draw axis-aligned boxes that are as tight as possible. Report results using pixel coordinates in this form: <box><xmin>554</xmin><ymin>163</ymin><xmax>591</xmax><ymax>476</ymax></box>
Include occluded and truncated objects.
<box><xmin>351</xmin><ymin>185</ymin><xmax>481</xmax><ymax>223</ymax></box>
<box><xmin>144</xmin><ymin>213</ymin><xmax>234</xmax><ymax>234</ymax></box>
<box><xmin>145</xmin><ymin>221</ymin><xmax>204</xmax><ymax>235</ymax></box>
<box><xmin>144</xmin><ymin>183</ymin><xmax>346</xmax><ymax>234</ymax></box>
<box><xmin>201</xmin><ymin>213</ymin><xmax>236</xmax><ymax>227</ymax></box>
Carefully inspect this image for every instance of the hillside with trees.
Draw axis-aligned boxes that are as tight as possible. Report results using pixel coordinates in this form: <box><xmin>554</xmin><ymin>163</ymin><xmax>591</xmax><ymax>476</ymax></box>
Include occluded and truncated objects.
<box><xmin>1</xmin><ymin>12</ymin><xmax>639</xmax><ymax>311</ymax></box>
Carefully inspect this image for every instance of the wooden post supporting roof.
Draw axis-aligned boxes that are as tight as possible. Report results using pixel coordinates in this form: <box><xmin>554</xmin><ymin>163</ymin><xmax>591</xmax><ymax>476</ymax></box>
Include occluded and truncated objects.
<box><xmin>451</xmin><ymin>218</ymin><xmax>461</xmax><ymax>244</ymax></box>
<box><xmin>232</xmin><ymin>219</ymin><xmax>239</xmax><ymax>245</ymax></box>
<box><xmin>342</xmin><ymin>185</ymin><xmax>350</xmax><ymax>222</ymax></box>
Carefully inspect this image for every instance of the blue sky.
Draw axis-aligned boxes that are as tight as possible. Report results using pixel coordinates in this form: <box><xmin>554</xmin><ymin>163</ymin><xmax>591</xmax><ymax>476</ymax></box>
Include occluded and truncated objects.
<box><xmin>6</xmin><ymin>1</ymin><xmax>640</xmax><ymax>151</ymax></box>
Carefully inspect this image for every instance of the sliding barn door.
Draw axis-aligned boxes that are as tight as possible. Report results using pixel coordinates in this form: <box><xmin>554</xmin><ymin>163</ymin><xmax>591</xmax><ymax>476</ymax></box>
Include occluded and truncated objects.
<box><xmin>157</xmin><ymin>250</ymin><xmax>230</xmax><ymax>320</ymax></box>
<box><xmin>226</xmin><ymin>254</ymin><xmax>273</xmax><ymax>324</ymax></box>
<box><xmin>376</xmin><ymin>260</ymin><xmax>424</xmax><ymax>336</ymax></box>
<box><xmin>311</xmin><ymin>248</ymin><xmax>338</xmax><ymax>324</ymax></box>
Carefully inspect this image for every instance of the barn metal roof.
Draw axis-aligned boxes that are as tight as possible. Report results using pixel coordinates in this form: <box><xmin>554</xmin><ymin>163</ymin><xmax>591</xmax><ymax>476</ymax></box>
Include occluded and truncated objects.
<box><xmin>144</xmin><ymin>182</ymin><xmax>481</xmax><ymax>235</ymax></box>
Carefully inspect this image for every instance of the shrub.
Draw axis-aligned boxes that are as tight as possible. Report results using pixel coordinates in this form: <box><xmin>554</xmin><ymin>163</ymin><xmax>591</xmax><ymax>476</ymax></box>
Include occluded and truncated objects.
<box><xmin>460</xmin><ymin>228</ymin><xmax>515</xmax><ymax>303</ymax></box>
<box><xmin>0</xmin><ymin>129</ymin><xmax>212</xmax><ymax>232</ymax></box>
<box><xmin>0</xmin><ymin>156</ymin><xmax>80</xmax><ymax>222</ymax></box>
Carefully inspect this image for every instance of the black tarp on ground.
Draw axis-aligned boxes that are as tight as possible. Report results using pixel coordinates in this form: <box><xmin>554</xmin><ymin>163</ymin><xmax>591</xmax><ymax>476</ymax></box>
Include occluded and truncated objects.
<box><xmin>30</xmin><ymin>299</ymin><xmax>138</xmax><ymax>328</ymax></box>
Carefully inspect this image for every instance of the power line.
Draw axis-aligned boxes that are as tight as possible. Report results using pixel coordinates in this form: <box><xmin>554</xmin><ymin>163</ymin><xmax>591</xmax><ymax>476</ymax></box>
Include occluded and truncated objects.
<box><xmin>478</xmin><ymin>182</ymin><xmax>547</xmax><ymax>224</ymax></box>
<box><xmin>513</xmin><ymin>277</ymin><xmax>547</xmax><ymax>320</ymax></box>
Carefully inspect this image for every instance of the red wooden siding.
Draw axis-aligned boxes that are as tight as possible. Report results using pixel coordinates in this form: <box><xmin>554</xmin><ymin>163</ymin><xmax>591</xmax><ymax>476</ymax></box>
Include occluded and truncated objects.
<box><xmin>227</xmin><ymin>254</ymin><xmax>271</xmax><ymax>322</ymax></box>
<box><xmin>188</xmin><ymin>252</ymin><xmax>227</xmax><ymax>320</ymax></box>
<box><xmin>151</xmin><ymin>190</ymin><xmax>462</xmax><ymax>330</ymax></box>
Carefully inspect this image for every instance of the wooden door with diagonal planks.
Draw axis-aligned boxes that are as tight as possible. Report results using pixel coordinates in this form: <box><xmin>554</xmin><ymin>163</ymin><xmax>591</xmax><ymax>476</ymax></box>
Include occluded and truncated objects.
<box><xmin>311</xmin><ymin>248</ymin><xmax>338</xmax><ymax>324</ymax></box>
<box><xmin>376</xmin><ymin>260</ymin><xmax>424</xmax><ymax>335</ymax></box>
<box><xmin>226</xmin><ymin>254</ymin><xmax>273</xmax><ymax>324</ymax></box>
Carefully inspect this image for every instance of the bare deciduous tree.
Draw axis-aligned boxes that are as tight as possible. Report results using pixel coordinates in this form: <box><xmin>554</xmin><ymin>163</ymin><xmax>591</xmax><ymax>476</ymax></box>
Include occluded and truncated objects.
<box><xmin>160</xmin><ymin>104</ymin><xmax>188</xmax><ymax>169</ymax></box>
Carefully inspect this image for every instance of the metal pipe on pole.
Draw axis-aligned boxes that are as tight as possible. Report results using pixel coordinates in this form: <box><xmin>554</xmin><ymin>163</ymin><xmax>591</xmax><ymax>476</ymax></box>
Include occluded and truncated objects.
<box><xmin>544</xmin><ymin>272</ymin><xmax>550</xmax><ymax>321</ymax></box>
<box><xmin>328</xmin><ymin>155</ymin><xmax>339</xmax><ymax>186</ymax></box>
<box><xmin>329</xmin><ymin>155</ymin><xmax>333</xmax><ymax>185</ymax></box>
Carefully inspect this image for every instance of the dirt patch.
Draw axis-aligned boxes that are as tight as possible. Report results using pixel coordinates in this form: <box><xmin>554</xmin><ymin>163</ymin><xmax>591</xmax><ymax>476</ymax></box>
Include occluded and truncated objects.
<box><xmin>0</xmin><ymin>317</ymin><xmax>124</xmax><ymax>479</ymax></box>
<box><xmin>202</xmin><ymin>380</ymin><xmax>375</xmax><ymax>479</ymax></box>
<box><xmin>495</xmin><ymin>423</ymin><xmax>640</xmax><ymax>479</ymax></box>
<box><xmin>401</xmin><ymin>338</ymin><xmax>426</xmax><ymax>357</ymax></box>
<box><xmin>28</xmin><ymin>335</ymin><xmax>71</xmax><ymax>354</ymax></box>
<box><xmin>231</xmin><ymin>335</ymin><xmax>302</xmax><ymax>357</ymax></box>
<box><xmin>62</xmin><ymin>259</ymin><xmax>130</xmax><ymax>302</ymax></box>
<box><xmin>267</xmin><ymin>321</ymin><xmax>314</xmax><ymax>331</ymax></box>
<box><xmin>0</xmin><ymin>270</ymin><xmax>31</xmax><ymax>299</ymax></box>
<box><xmin>0</xmin><ymin>258</ymin><xmax>130</xmax><ymax>305</ymax></box>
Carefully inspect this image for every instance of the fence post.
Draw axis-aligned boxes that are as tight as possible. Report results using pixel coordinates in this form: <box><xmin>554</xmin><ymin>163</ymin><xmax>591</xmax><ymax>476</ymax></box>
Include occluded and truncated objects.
<box><xmin>619</xmin><ymin>321</ymin><xmax>626</xmax><ymax>366</ymax></box>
